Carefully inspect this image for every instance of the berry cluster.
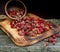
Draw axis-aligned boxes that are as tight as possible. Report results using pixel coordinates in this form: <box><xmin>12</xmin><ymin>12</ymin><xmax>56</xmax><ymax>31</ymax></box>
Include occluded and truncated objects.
<box><xmin>8</xmin><ymin>7</ymin><xmax>24</xmax><ymax>18</ymax></box>
<box><xmin>10</xmin><ymin>17</ymin><xmax>52</xmax><ymax>36</ymax></box>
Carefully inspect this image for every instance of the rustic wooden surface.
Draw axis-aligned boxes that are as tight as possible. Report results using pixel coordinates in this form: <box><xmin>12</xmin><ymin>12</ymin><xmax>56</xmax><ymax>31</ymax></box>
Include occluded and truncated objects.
<box><xmin>0</xmin><ymin>19</ymin><xmax>60</xmax><ymax>52</ymax></box>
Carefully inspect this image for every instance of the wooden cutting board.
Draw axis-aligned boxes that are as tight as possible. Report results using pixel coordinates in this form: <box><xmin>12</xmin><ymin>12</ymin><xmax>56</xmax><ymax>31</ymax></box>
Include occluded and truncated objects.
<box><xmin>0</xmin><ymin>13</ymin><xmax>60</xmax><ymax>46</ymax></box>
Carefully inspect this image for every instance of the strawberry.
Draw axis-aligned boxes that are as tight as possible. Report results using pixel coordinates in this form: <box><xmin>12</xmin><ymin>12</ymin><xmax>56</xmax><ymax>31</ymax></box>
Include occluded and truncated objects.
<box><xmin>14</xmin><ymin>19</ymin><xmax>18</xmax><ymax>24</ymax></box>
<box><xmin>52</xmin><ymin>42</ymin><xmax>56</xmax><ymax>45</ymax></box>
<box><xmin>52</xmin><ymin>34</ymin><xmax>56</xmax><ymax>39</ymax></box>
<box><xmin>38</xmin><ymin>20</ymin><xmax>44</xmax><ymax>25</ymax></box>
<box><xmin>16</xmin><ymin>23</ymin><xmax>21</xmax><ymax>27</ymax></box>
<box><xmin>29</xmin><ymin>17</ymin><xmax>34</xmax><ymax>21</ymax></box>
<box><xmin>29</xmin><ymin>27</ymin><xmax>33</xmax><ymax>31</ymax></box>
<box><xmin>24</xmin><ymin>31</ymin><xmax>29</xmax><ymax>35</ymax></box>
<box><xmin>38</xmin><ymin>27</ymin><xmax>44</xmax><ymax>33</ymax></box>
<box><xmin>48</xmin><ymin>38</ymin><xmax>54</xmax><ymax>42</ymax></box>
<box><xmin>18</xmin><ymin>31</ymin><xmax>24</xmax><ymax>36</ymax></box>
<box><xmin>37</xmin><ymin>25</ymin><xmax>43</xmax><ymax>28</ymax></box>
<box><xmin>10</xmin><ymin>22</ymin><xmax>15</xmax><ymax>28</ymax></box>
<box><xmin>19</xmin><ymin>10</ymin><xmax>24</xmax><ymax>16</ymax></box>
<box><xmin>43</xmin><ymin>28</ymin><xmax>48</xmax><ymax>31</ymax></box>
<box><xmin>8</xmin><ymin>10</ymin><xmax>17</xmax><ymax>16</ymax></box>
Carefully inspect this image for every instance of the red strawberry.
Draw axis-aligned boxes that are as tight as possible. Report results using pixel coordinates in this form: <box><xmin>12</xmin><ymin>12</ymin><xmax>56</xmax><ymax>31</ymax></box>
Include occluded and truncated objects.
<box><xmin>17</xmin><ymin>27</ymin><xmax>21</xmax><ymax>31</ymax></box>
<box><xmin>38</xmin><ymin>20</ymin><xmax>44</xmax><ymax>25</ymax></box>
<box><xmin>18</xmin><ymin>31</ymin><xmax>24</xmax><ymax>36</ymax></box>
<box><xmin>38</xmin><ymin>27</ymin><xmax>44</xmax><ymax>33</ymax></box>
<box><xmin>37</xmin><ymin>25</ymin><xmax>43</xmax><ymax>28</ymax></box>
<box><xmin>29</xmin><ymin>17</ymin><xmax>34</xmax><ymax>21</ymax></box>
<box><xmin>14</xmin><ymin>19</ymin><xmax>18</xmax><ymax>24</ymax></box>
<box><xmin>52</xmin><ymin>34</ymin><xmax>56</xmax><ymax>39</ymax></box>
<box><xmin>24</xmin><ymin>31</ymin><xmax>28</xmax><ymax>35</ymax></box>
<box><xmin>30</xmin><ymin>27</ymin><xmax>33</xmax><ymax>31</ymax></box>
<box><xmin>11</xmin><ymin>24</ymin><xmax>14</xmax><ymax>28</ymax></box>
<box><xmin>10</xmin><ymin>22</ymin><xmax>15</xmax><ymax>28</ymax></box>
<box><xmin>16</xmin><ymin>23</ymin><xmax>21</xmax><ymax>27</ymax></box>
<box><xmin>52</xmin><ymin>42</ymin><xmax>56</xmax><ymax>45</ymax></box>
<box><xmin>21</xmin><ymin>21</ymin><xmax>25</xmax><ymax>25</ymax></box>
<box><xmin>19</xmin><ymin>10</ymin><xmax>24</xmax><ymax>16</ymax></box>
<box><xmin>48</xmin><ymin>38</ymin><xmax>54</xmax><ymax>42</ymax></box>
<box><xmin>43</xmin><ymin>28</ymin><xmax>48</xmax><ymax>31</ymax></box>
<box><xmin>37</xmin><ymin>18</ymin><xmax>42</xmax><ymax>21</ymax></box>
<box><xmin>8</xmin><ymin>10</ymin><xmax>17</xmax><ymax>16</ymax></box>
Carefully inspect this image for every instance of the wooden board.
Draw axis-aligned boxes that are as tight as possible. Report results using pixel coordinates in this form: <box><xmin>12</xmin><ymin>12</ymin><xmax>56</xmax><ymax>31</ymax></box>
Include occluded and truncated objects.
<box><xmin>0</xmin><ymin>13</ymin><xmax>60</xmax><ymax>46</ymax></box>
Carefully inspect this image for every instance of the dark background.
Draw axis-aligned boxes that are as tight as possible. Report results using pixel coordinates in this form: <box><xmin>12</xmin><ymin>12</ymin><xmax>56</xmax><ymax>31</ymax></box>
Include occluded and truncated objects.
<box><xmin>0</xmin><ymin>0</ymin><xmax>60</xmax><ymax>19</ymax></box>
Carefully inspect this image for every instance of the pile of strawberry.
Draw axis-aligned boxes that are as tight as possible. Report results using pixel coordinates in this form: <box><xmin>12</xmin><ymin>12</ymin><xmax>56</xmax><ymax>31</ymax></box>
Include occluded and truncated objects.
<box><xmin>8</xmin><ymin>7</ymin><xmax>24</xmax><ymax>18</ymax></box>
<box><xmin>44</xmin><ymin>34</ymin><xmax>57</xmax><ymax>46</ymax></box>
<box><xmin>10</xmin><ymin>17</ymin><xmax>52</xmax><ymax>36</ymax></box>
<box><xmin>10</xmin><ymin>15</ymin><xmax>60</xmax><ymax>46</ymax></box>
<box><xmin>48</xmin><ymin>35</ymin><xmax>57</xmax><ymax>45</ymax></box>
